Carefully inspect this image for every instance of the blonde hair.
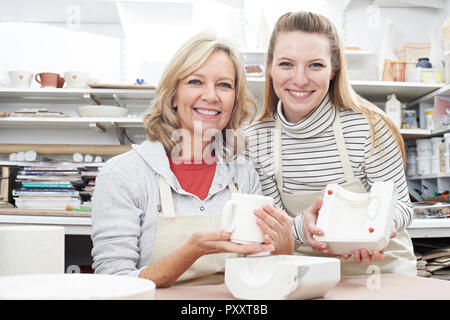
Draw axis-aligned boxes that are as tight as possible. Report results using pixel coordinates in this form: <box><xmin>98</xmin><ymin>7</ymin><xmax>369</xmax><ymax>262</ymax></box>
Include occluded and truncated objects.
<box><xmin>260</xmin><ymin>11</ymin><xmax>406</xmax><ymax>164</ymax></box>
<box><xmin>144</xmin><ymin>32</ymin><xmax>256</xmax><ymax>156</ymax></box>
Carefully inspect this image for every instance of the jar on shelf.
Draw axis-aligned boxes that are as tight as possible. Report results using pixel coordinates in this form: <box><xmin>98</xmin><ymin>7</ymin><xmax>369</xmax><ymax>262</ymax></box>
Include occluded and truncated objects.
<box><xmin>425</xmin><ymin>109</ymin><xmax>434</xmax><ymax>130</ymax></box>
<box><xmin>402</xmin><ymin>109</ymin><xmax>418</xmax><ymax>129</ymax></box>
<box><xmin>406</xmin><ymin>147</ymin><xmax>417</xmax><ymax>176</ymax></box>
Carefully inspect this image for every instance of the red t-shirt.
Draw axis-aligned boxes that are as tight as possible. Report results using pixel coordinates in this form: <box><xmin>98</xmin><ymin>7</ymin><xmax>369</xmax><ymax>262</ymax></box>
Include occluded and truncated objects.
<box><xmin>169</xmin><ymin>158</ymin><xmax>217</xmax><ymax>200</ymax></box>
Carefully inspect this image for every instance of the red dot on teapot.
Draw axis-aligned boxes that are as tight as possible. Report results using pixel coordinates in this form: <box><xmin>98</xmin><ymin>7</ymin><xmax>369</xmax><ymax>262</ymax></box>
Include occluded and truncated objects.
<box><xmin>327</xmin><ymin>190</ymin><xmax>333</xmax><ymax>195</ymax></box>
<box><xmin>369</xmin><ymin>227</ymin><xmax>374</xmax><ymax>233</ymax></box>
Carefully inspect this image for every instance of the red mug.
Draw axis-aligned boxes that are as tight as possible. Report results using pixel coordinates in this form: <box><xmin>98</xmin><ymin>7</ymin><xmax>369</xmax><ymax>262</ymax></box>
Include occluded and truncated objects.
<box><xmin>57</xmin><ymin>76</ymin><xmax>65</xmax><ymax>88</ymax></box>
<box><xmin>35</xmin><ymin>72</ymin><xmax>59</xmax><ymax>88</ymax></box>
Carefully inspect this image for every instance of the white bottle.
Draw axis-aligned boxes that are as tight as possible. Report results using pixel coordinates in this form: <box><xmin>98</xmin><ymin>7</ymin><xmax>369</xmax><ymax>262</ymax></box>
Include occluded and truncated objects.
<box><xmin>385</xmin><ymin>94</ymin><xmax>401</xmax><ymax>128</ymax></box>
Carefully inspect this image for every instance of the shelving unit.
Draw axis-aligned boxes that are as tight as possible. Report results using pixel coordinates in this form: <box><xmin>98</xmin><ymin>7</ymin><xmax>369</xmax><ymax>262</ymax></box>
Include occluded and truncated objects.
<box><xmin>0</xmin><ymin>81</ymin><xmax>449</xmax><ymax>239</ymax></box>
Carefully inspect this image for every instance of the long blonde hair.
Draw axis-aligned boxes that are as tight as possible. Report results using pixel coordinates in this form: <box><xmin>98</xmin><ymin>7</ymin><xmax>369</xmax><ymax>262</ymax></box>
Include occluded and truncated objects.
<box><xmin>144</xmin><ymin>32</ymin><xmax>256</xmax><ymax>155</ymax></box>
<box><xmin>260</xmin><ymin>11</ymin><xmax>406</xmax><ymax>164</ymax></box>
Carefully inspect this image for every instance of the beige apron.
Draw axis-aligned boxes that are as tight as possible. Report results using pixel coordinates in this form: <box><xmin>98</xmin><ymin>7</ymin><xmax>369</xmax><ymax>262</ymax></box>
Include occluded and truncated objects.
<box><xmin>147</xmin><ymin>175</ymin><xmax>237</xmax><ymax>286</ymax></box>
<box><xmin>274</xmin><ymin>110</ymin><xmax>417</xmax><ymax>276</ymax></box>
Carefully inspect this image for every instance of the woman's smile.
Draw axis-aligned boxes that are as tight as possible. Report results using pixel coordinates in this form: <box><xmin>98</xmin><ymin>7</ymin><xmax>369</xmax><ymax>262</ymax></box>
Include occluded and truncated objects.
<box><xmin>193</xmin><ymin>107</ymin><xmax>221</xmax><ymax>117</ymax></box>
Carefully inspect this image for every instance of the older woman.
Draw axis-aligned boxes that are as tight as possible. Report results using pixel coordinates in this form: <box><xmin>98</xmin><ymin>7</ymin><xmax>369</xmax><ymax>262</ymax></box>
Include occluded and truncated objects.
<box><xmin>91</xmin><ymin>32</ymin><xmax>282</xmax><ymax>287</ymax></box>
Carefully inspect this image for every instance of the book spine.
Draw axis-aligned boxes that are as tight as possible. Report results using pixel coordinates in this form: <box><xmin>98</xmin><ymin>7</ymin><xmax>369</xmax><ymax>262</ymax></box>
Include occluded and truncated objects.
<box><xmin>21</xmin><ymin>183</ymin><xmax>73</xmax><ymax>189</ymax></box>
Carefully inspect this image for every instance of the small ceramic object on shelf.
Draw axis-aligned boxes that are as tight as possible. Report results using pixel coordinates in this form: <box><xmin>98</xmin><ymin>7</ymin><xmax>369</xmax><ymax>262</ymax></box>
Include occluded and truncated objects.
<box><xmin>16</xmin><ymin>151</ymin><xmax>25</xmax><ymax>161</ymax></box>
<box><xmin>225</xmin><ymin>255</ymin><xmax>340</xmax><ymax>300</ymax></box>
<box><xmin>313</xmin><ymin>181</ymin><xmax>396</xmax><ymax>255</ymax></box>
<box><xmin>84</xmin><ymin>154</ymin><xmax>93</xmax><ymax>163</ymax></box>
<box><xmin>73</xmin><ymin>152</ymin><xmax>84</xmax><ymax>162</ymax></box>
<box><xmin>24</xmin><ymin>150</ymin><xmax>37</xmax><ymax>162</ymax></box>
<box><xmin>94</xmin><ymin>156</ymin><xmax>103</xmax><ymax>163</ymax></box>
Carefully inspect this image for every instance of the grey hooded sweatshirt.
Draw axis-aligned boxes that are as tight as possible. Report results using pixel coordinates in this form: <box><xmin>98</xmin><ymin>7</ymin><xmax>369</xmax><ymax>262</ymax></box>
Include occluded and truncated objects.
<box><xmin>91</xmin><ymin>140</ymin><xmax>262</xmax><ymax>277</ymax></box>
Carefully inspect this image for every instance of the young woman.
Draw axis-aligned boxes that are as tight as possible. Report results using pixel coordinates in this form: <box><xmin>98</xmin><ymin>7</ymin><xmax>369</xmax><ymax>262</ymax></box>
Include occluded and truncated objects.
<box><xmin>245</xmin><ymin>11</ymin><xmax>416</xmax><ymax>276</ymax></box>
<box><xmin>90</xmin><ymin>32</ymin><xmax>291</xmax><ymax>287</ymax></box>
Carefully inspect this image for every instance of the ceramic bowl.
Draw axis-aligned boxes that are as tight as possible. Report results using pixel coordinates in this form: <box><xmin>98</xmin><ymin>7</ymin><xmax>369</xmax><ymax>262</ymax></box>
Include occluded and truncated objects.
<box><xmin>76</xmin><ymin>105</ymin><xmax>128</xmax><ymax>117</ymax></box>
<box><xmin>0</xmin><ymin>273</ymin><xmax>155</xmax><ymax>300</ymax></box>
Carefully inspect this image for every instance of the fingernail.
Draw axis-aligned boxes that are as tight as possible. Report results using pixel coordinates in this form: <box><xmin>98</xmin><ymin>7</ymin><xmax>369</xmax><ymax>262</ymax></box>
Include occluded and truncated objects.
<box><xmin>320</xmin><ymin>244</ymin><xmax>326</xmax><ymax>249</ymax></box>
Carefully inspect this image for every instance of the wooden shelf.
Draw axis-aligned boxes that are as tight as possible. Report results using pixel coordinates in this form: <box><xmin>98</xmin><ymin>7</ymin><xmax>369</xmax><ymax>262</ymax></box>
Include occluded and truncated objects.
<box><xmin>0</xmin><ymin>208</ymin><xmax>90</xmax><ymax>217</ymax></box>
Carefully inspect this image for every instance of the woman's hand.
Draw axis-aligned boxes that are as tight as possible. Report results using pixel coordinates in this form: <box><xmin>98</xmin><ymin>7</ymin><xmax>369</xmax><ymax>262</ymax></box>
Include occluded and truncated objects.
<box><xmin>254</xmin><ymin>204</ymin><xmax>294</xmax><ymax>255</ymax></box>
<box><xmin>350</xmin><ymin>224</ymin><xmax>397</xmax><ymax>266</ymax></box>
<box><xmin>140</xmin><ymin>230</ymin><xmax>274</xmax><ymax>288</ymax></box>
<box><xmin>186</xmin><ymin>230</ymin><xmax>275</xmax><ymax>259</ymax></box>
<box><xmin>302</xmin><ymin>197</ymin><xmax>331</xmax><ymax>253</ymax></box>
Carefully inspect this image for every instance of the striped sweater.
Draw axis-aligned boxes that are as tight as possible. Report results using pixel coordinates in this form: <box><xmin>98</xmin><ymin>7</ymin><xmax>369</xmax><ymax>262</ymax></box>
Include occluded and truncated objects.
<box><xmin>244</xmin><ymin>97</ymin><xmax>413</xmax><ymax>243</ymax></box>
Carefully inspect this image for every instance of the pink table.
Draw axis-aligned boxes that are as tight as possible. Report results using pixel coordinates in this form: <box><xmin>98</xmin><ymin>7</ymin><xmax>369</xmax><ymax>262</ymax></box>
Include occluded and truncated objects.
<box><xmin>155</xmin><ymin>274</ymin><xmax>450</xmax><ymax>300</ymax></box>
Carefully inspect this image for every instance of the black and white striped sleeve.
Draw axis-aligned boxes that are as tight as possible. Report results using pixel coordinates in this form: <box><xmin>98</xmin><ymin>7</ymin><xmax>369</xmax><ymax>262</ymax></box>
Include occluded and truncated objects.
<box><xmin>364</xmin><ymin>118</ymin><xmax>413</xmax><ymax>232</ymax></box>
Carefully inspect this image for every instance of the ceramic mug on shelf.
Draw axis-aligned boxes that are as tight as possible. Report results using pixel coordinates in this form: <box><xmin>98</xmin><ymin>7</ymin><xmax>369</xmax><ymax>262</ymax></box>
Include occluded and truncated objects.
<box><xmin>8</xmin><ymin>70</ymin><xmax>33</xmax><ymax>88</ymax></box>
<box><xmin>57</xmin><ymin>76</ymin><xmax>65</xmax><ymax>88</ymax></box>
<box><xmin>35</xmin><ymin>72</ymin><xmax>62</xmax><ymax>88</ymax></box>
<box><xmin>221</xmin><ymin>193</ymin><xmax>273</xmax><ymax>244</ymax></box>
<box><xmin>64</xmin><ymin>71</ymin><xmax>89</xmax><ymax>88</ymax></box>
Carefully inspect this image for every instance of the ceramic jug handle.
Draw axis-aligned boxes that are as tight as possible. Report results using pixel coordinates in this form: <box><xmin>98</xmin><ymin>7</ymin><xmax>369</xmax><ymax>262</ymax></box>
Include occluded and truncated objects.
<box><xmin>35</xmin><ymin>73</ymin><xmax>41</xmax><ymax>84</ymax></box>
<box><xmin>368</xmin><ymin>195</ymin><xmax>381</xmax><ymax>219</ymax></box>
<box><xmin>221</xmin><ymin>200</ymin><xmax>237</xmax><ymax>232</ymax></box>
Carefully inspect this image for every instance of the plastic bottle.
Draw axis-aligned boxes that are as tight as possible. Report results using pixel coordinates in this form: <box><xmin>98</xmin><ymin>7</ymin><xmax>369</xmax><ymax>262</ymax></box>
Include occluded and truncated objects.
<box><xmin>425</xmin><ymin>109</ymin><xmax>434</xmax><ymax>130</ymax></box>
<box><xmin>385</xmin><ymin>94</ymin><xmax>401</xmax><ymax>128</ymax></box>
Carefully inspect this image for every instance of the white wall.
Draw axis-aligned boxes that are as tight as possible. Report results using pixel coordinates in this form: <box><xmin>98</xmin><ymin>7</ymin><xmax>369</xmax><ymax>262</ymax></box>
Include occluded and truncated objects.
<box><xmin>345</xmin><ymin>0</ymin><xmax>445</xmax><ymax>52</ymax></box>
<box><xmin>0</xmin><ymin>0</ymin><xmax>447</xmax><ymax>87</ymax></box>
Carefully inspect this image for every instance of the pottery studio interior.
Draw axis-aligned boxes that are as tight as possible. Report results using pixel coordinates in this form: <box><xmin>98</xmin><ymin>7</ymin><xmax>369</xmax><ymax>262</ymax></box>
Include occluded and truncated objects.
<box><xmin>0</xmin><ymin>0</ymin><xmax>450</xmax><ymax>303</ymax></box>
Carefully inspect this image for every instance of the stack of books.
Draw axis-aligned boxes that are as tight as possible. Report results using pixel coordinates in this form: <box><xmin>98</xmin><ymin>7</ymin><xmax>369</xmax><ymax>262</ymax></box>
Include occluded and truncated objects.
<box><xmin>77</xmin><ymin>166</ymin><xmax>101</xmax><ymax>206</ymax></box>
<box><xmin>13</xmin><ymin>166</ymin><xmax>82</xmax><ymax>210</ymax></box>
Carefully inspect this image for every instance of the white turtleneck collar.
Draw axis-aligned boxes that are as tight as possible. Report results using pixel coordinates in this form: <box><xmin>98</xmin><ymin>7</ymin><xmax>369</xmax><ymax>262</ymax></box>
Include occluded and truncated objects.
<box><xmin>275</xmin><ymin>94</ymin><xmax>336</xmax><ymax>138</ymax></box>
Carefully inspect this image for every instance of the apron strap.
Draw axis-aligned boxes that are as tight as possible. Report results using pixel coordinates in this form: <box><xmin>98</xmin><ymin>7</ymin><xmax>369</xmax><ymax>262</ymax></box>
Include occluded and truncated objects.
<box><xmin>158</xmin><ymin>175</ymin><xmax>239</xmax><ymax>216</ymax></box>
<box><xmin>273</xmin><ymin>117</ymin><xmax>283</xmax><ymax>189</ymax></box>
<box><xmin>273</xmin><ymin>107</ymin><xmax>357</xmax><ymax>193</ymax></box>
<box><xmin>332</xmin><ymin>109</ymin><xmax>357</xmax><ymax>183</ymax></box>
<box><xmin>158</xmin><ymin>174</ymin><xmax>176</xmax><ymax>216</ymax></box>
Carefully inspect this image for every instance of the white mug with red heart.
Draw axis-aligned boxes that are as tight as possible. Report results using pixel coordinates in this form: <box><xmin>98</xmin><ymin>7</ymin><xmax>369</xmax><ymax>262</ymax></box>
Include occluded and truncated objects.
<box><xmin>8</xmin><ymin>71</ymin><xmax>33</xmax><ymax>88</ymax></box>
<box><xmin>64</xmin><ymin>71</ymin><xmax>89</xmax><ymax>88</ymax></box>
